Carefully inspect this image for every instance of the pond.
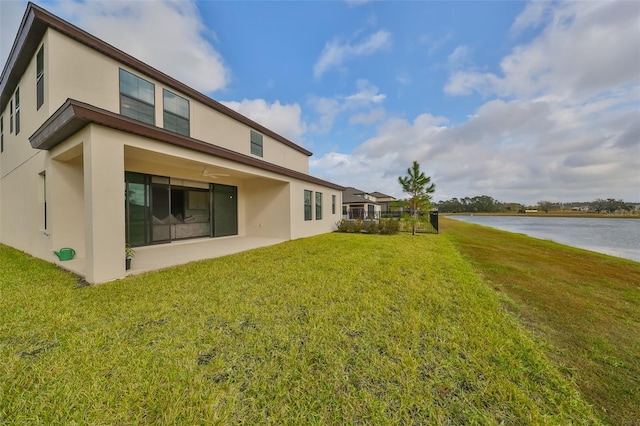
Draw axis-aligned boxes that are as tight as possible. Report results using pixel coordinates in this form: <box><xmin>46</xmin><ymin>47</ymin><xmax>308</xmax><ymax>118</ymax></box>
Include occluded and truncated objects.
<box><xmin>449</xmin><ymin>215</ymin><xmax>640</xmax><ymax>262</ymax></box>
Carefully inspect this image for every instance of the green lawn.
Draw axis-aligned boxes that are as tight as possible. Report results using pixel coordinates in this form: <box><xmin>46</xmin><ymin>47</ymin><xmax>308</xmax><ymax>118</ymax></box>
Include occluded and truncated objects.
<box><xmin>1</xmin><ymin>233</ymin><xmax>601</xmax><ymax>424</ymax></box>
<box><xmin>442</xmin><ymin>217</ymin><xmax>640</xmax><ymax>426</ymax></box>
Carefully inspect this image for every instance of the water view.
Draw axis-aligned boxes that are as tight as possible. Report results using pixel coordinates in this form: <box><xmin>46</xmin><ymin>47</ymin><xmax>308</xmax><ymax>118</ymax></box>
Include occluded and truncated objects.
<box><xmin>450</xmin><ymin>215</ymin><xmax>640</xmax><ymax>263</ymax></box>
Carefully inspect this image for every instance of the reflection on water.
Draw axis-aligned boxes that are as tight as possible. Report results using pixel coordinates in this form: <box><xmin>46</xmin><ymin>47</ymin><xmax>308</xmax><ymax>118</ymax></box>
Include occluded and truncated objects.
<box><xmin>450</xmin><ymin>216</ymin><xmax>640</xmax><ymax>262</ymax></box>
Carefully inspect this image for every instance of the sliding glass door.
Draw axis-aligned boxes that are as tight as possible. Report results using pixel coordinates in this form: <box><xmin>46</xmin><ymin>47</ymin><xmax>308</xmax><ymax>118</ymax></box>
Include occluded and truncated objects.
<box><xmin>213</xmin><ymin>184</ymin><xmax>237</xmax><ymax>237</ymax></box>
<box><xmin>125</xmin><ymin>172</ymin><xmax>149</xmax><ymax>247</ymax></box>
<box><xmin>125</xmin><ymin>172</ymin><xmax>237</xmax><ymax>246</ymax></box>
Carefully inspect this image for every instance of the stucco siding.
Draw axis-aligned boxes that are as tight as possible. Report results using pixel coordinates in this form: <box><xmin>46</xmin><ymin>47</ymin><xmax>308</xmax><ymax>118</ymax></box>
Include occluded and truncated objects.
<box><xmin>45</xmin><ymin>29</ymin><xmax>310</xmax><ymax>174</ymax></box>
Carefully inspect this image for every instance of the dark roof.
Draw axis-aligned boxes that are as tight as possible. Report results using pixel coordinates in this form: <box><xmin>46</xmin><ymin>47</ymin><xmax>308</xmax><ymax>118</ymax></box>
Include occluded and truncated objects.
<box><xmin>1</xmin><ymin>2</ymin><xmax>312</xmax><ymax>157</ymax></box>
<box><xmin>342</xmin><ymin>187</ymin><xmax>380</xmax><ymax>205</ymax></box>
<box><xmin>30</xmin><ymin>99</ymin><xmax>345</xmax><ymax>191</ymax></box>
<box><xmin>370</xmin><ymin>191</ymin><xmax>395</xmax><ymax>199</ymax></box>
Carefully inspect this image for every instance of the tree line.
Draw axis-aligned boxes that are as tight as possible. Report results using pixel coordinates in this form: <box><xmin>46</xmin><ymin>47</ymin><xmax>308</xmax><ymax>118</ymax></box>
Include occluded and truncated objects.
<box><xmin>435</xmin><ymin>196</ymin><xmax>637</xmax><ymax>214</ymax></box>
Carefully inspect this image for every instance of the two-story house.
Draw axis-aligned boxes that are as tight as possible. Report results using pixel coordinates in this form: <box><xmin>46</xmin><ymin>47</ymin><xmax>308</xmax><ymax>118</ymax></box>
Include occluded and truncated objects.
<box><xmin>0</xmin><ymin>2</ymin><xmax>343</xmax><ymax>284</ymax></box>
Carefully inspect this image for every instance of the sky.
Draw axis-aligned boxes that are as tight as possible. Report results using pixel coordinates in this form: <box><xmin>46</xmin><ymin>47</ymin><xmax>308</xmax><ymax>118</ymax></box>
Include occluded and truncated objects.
<box><xmin>1</xmin><ymin>0</ymin><xmax>639</xmax><ymax>204</ymax></box>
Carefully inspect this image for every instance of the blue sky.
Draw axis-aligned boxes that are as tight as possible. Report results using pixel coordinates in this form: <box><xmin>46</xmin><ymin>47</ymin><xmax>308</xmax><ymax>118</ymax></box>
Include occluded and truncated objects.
<box><xmin>2</xmin><ymin>0</ymin><xmax>639</xmax><ymax>204</ymax></box>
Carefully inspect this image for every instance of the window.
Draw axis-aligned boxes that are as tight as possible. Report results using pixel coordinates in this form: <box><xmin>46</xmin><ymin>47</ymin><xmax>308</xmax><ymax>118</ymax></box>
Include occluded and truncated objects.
<box><xmin>304</xmin><ymin>190</ymin><xmax>312</xmax><ymax>221</ymax></box>
<box><xmin>119</xmin><ymin>69</ymin><xmax>155</xmax><ymax>125</ymax></box>
<box><xmin>250</xmin><ymin>130</ymin><xmax>263</xmax><ymax>157</ymax></box>
<box><xmin>332</xmin><ymin>195</ymin><xmax>336</xmax><ymax>214</ymax></box>
<box><xmin>163</xmin><ymin>89</ymin><xmax>189</xmax><ymax>136</ymax></box>
<box><xmin>1</xmin><ymin>115</ymin><xmax>3</xmax><ymax>153</ymax></box>
<box><xmin>9</xmin><ymin>100</ymin><xmax>13</xmax><ymax>133</ymax></box>
<box><xmin>14</xmin><ymin>89</ymin><xmax>20</xmax><ymax>135</ymax></box>
<box><xmin>36</xmin><ymin>46</ymin><xmax>44</xmax><ymax>110</ymax></box>
<box><xmin>342</xmin><ymin>205</ymin><xmax>347</xmax><ymax>216</ymax></box>
<box><xmin>315</xmin><ymin>192</ymin><xmax>322</xmax><ymax>220</ymax></box>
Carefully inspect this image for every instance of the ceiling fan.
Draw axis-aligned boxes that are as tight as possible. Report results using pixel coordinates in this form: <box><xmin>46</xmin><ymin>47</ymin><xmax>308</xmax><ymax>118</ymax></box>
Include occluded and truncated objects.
<box><xmin>202</xmin><ymin>167</ymin><xmax>230</xmax><ymax>178</ymax></box>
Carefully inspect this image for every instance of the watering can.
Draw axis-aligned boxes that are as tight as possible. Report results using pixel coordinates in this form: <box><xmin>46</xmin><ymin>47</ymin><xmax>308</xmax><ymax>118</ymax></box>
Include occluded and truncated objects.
<box><xmin>53</xmin><ymin>248</ymin><xmax>75</xmax><ymax>261</ymax></box>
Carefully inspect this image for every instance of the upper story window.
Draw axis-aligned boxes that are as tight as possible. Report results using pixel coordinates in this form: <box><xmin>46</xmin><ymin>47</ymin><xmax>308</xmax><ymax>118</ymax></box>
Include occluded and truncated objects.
<box><xmin>119</xmin><ymin>69</ymin><xmax>155</xmax><ymax>125</ymax></box>
<box><xmin>14</xmin><ymin>89</ymin><xmax>20</xmax><ymax>135</ymax></box>
<box><xmin>304</xmin><ymin>190</ymin><xmax>312</xmax><ymax>221</ymax></box>
<box><xmin>36</xmin><ymin>46</ymin><xmax>44</xmax><ymax>110</ymax></box>
<box><xmin>250</xmin><ymin>130</ymin><xmax>263</xmax><ymax>157</ymax></box>
<box><xmin>163</xmin><ymin>89</ymin><xmax>189</xmax><ymax>136</ymax></box>
<box><xmin>1</xmin><ymin>115</ymin><xmax>4</xmax><ymax>153</ymax></box>
<box><xmin>315</xmin><ymin>192</ymin><xmax>323</xmax><ymax>220</ymax></box>
<box><xmin>9</xmin><ymin>100</ymin><xmax>13</xmax><ymax>133</ymax></box>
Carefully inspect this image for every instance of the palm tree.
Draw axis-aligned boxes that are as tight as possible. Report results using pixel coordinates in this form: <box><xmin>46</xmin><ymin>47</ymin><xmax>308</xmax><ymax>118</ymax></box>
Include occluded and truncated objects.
<box><xmin>398</xmin><ymin>161</ymin><xmax>435</xmax><ymax>235</ymax></box>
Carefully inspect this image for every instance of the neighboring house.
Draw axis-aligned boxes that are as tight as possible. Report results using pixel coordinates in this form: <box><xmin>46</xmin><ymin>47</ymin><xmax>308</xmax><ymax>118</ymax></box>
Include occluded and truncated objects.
<box><xmin>0</xmin><ymin>3</ymin><xmax>343</xmax><ymax>284</ymax></box>
<box><xmin>368</xmin><ymin>191</ymin><xmax>396</xmax><ymax>214</ymax></box>
<box><xmin>342</xmin><ymin>187</ymin><xmax>383</xmax><ymax>219</ymax></box>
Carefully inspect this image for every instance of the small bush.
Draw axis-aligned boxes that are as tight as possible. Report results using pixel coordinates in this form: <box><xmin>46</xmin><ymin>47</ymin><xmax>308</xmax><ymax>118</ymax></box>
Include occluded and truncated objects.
<box><xmin>336</xmin><ymin>219</ymin><xmax>350</xmax><ymax>232</ymax></box>
<box><xmin>336</xmin><ymin>218</ymin><xmax>399</xmax><ymax>235</ymax></box>
<box><xmin>379</xmin><ymin>218</ymin><xmax>400</xmax><ymax>235</ymax></box>
<box><xmin>351</xmin><ymin>219</ymin><xmax>364</xmax><ymax>233</ymax></box>
<box><xmin>366</xmin><ymin>220</ymin><xmax>379</xmax><ymax>234</ymax></box>
<box><xmin>335</xmin><ymin>219</ymin><xmax>365</xmax><ymax>233</ymax></box>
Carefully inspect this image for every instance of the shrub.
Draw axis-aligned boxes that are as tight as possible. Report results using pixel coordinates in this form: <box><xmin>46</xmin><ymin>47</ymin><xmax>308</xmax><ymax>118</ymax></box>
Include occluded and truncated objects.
<box><xmin>336</xmin><ymin>219</ymin><xmax>350</xmax><ymax>232</ymax></box>
<box><xmin>335</xmin><ymin>219</ymin><xmax>365</xmax><ymax>233</ymax></box>
<box><xmin>351</xmin><ymin>219</ymin><xmax>365</xmax><ymax>233</ymax></box>
<box><xmin>379</xmin><ymin>218</ymin><xmax>400</xmax><ymax>235</ymax></box>
<box><xmin>366</xmin><ymin>220</ymin><xmax>379</xmax><ymax>234</ymax></box>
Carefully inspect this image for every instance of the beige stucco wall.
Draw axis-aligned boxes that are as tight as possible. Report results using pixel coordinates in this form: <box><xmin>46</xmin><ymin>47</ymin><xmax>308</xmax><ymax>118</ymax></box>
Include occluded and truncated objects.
<box><xmin>49</xmin><ymin>131</ymin><xmax>86</xmax><ymax>260</ymax></box>
<box><xmin>289</xmin><ymin>180</ymin><xmax>342</xmax><ymax>240</ymax></box>
<box><xmin>46</xmin><ymin>29</ymin><xmax>310</xmax><ymax>174</ymax></box>
<box><xmin>1</xmin><ymin>31</ymin><xmax>52</xmax><ymax>261</ymax></box>
<box><xmin>1</xmin><ymin>24</ymin><xmax>341</xmax><ymax>284</ymax></box>
<box><xmin>245</xmin><ymin>178</ymin><xmax>291</xmax><ymax>239</ymax></box>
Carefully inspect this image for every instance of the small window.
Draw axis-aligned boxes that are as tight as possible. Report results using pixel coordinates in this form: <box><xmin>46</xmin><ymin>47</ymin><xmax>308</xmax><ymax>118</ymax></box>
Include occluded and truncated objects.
<box><xmin>250</xmin><ymin>130</ymin><xmax>263</xmax><ymax>157</ymax></box>
<box><xmin>14</xmin><ymin>89</ymin><xmax>20</xmax><ymax>135</ymax></box>
<box><xmin>304</xmin><ymin>190</ymin><xmax>312</xmax><ymax>221</ymax></box>
<box><xmin>1</xmin><ymin>115</ymin><xmax>4</xmax><ymax>153</ymax></box>
<box><xmin>342</xmin><ymin>205</ymin><xmax>347</xmax><ymax>216</ymax></box>
<box><xmin>316</xmin><ymin>192</ymin><xmax>323</xmax><ymax>220</ymax></box>
<box><xmin>332</xmin><ymin>195</ymin><xmax>336</xmax><ymax>215</ymax></box>
<box><xmin>119</xmin><ymin>69</ymin><xmax>155</xmax><ymax>125</ymax></box>
<box><xmin>163</xmin><ymin>89</ymin><xmax>189</xmax><ymax>136</ymax></box>
<box><xmin>9</xmin><ymin>100</ymin><xmax>13</xmax><ymax>133</ymax></box>
<box><xmin>36</xmin><ymin>46</ymin><xmax>44</xmax><ymax>110</ymax></box>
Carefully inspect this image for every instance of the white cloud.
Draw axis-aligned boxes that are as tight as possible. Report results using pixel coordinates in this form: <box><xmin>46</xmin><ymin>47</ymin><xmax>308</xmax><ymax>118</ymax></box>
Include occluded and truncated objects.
<box><xmin>49</xmin><ymin>0</ymin><xmax>230</xmax><ymax>93</ymax></box>
<box><xmin>445</xmin><ymin>1</ymin><xmax>640</xmax><ymax>101</ymax></box>
<box><xmin>447</xmin><ymin>45</ymin><xmax>472</xmax><ymax>70</ymax></box>
<box><xmin>221</xmin><ymin>99</ymin><xmax>307</xmax><ymax>143</ymax></box>
<box><xmin>309</xmin><ymin>79</ymin><xmax>387</xmax><ymax>133</ymax></box>
<box><xmin>310</xmin><ymin>151</ymin><xmax>402</xmax><ymax>198</ymax></box>
<box><xmin>312</xmin><ymin>94</ymin><xmax>639</xmax><ymax>203</ymax></box>
<box><xmin>313</xmin><ymin>30</ymin><xmax>391</xmax><ymax>78</ymax></box>
<box><xmin>343</xmin><ymin>79</ymin><xmax>386</xmax><ymax>104</ymax></box>
<box><xmin>349</xmin><ymin>108</ymin><xmax>386</xmax><ymax>125</ymax></box>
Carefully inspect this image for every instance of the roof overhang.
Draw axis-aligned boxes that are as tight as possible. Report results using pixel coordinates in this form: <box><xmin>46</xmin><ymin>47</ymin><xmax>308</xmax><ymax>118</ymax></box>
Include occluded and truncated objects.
<box><xmin>2</xmin><ymin>2</ymin><xmax>312</xmax><ymax>157</ymax></box>
<box><xmin>29</xmin><ymin>99</ymin><xmax>345</xmax><ymax>191</ymax></box>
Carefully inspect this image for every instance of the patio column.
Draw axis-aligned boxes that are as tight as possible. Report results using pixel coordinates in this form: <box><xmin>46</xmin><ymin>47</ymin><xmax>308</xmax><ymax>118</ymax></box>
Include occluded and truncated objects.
<box><xmin>83</xmin><ymin>128</ymin><xmax>125</xmax><ymax>283</ymax></box>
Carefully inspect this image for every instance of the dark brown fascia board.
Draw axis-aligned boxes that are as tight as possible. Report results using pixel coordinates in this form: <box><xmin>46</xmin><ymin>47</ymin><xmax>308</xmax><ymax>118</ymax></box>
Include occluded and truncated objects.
<box><xmin>30</xmin><ymin>99</ymin><xmax>345</xmax><ymax>191</ymax></box>
<box><xmin>2</xmin><ymin>2</ymin><xmax>312</xmax><ymax>157</ymax></box>
<box><xmin>0</xmin><ymin>4</ymin><xmax>48</xmax><ymax>111</ymax></box>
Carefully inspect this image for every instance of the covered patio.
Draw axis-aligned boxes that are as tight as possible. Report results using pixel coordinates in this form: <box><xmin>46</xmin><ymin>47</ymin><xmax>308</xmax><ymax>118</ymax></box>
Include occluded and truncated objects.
<box><xmin>57</xmin><ymin>235</ymin><xmax>286</xmax><ymax>282</ymax></box>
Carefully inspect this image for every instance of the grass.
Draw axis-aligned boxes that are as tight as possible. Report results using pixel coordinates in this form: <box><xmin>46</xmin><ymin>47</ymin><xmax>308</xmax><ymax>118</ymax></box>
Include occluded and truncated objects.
<box><xmin>1</xmin><ymin>233</ymin><xmax>602</xmax><ymax>424</ymax></box>
<box><xmin>442</xmin><ymin>217</ymin><xmax>640</xmax><ymax>426</ymax></box>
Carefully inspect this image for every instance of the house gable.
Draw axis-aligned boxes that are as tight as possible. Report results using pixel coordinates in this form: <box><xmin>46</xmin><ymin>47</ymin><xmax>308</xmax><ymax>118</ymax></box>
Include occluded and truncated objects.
<box><xmin>1</xmin><ymin>2</ymin><xmax>311</xmax><ymax>158</ymax></box>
